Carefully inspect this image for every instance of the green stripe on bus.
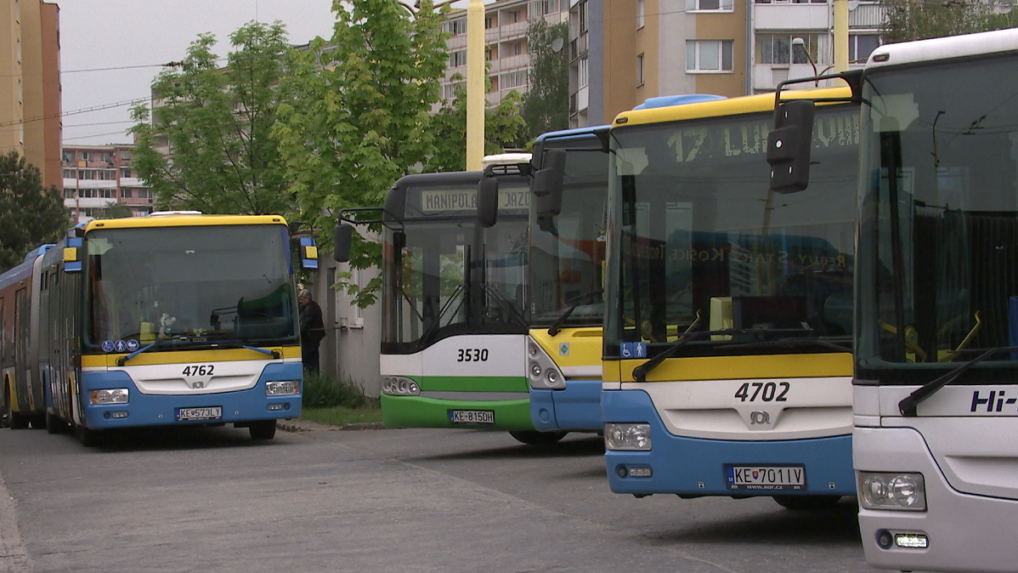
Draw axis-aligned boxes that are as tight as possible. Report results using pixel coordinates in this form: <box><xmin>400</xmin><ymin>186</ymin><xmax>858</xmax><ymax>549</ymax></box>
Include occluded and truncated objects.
<box><xmin>416</xmin><ymin>376</ymin><xmax>528</xmax><ymax>393</ymax></box>
<box><xmin>380</xmin><ymin>394</ymin><xmax>535</xmax><ymax>431</ymax></box>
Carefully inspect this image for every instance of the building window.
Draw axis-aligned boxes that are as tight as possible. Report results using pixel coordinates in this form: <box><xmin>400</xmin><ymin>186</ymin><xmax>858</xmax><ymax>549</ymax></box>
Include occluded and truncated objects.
<box><xmin>99</xmin><ymin>170</ymin><xmax>117</xmax><ymax>181</ymax></box>
<box><xmin>443</xmin><ymin>81</ymin><xmax>465</xmax><ymax>100</ymax></box>
<box><xmin>121</xmin><ymin>188</ymin><xmax>132</xmax><ymax>199</ymax></box>
<box><xmin>850</xmin><ymin>34</ymin><xmax>881</xmax><ymax>63</ymax></box>
<box><xmin>63</xmin><ymin>169</ymin><xmax>75</xmax><ymax>178</ymax></box>
<box><xmin>579</xmin><ymin>2</ymin><xmax>588</xmax><ymax>33</ymax></box>
<box><xmin>511</xmin><ymin>41</ymin><xmax>525</xmax><ymax>56</ymax></box>
<box><xmin>756</xmin><ymin>34</ymin><xmax>818</xmax><ymax>65</ymax></box>
<box><xmin>445</xmin><ymin>19</ymin><xmax>466</xmax><ymax>35</ymax></box>
<box><xmin>137</xmin><ymin>189</ymin><xmax>150</xmax><ymax>199</ymax></box>
<box><xmin>687</xmin><ymin>0</ymin><xmax>734</xmax><ymax>11</ymax></box>
<box><xmin>449</xmin><ymin>50</ymin><xmax>467</xmax><ymax>68</ymax></box>
<box><xmin>485</xmin><ymin>45</ymin><xmax>495</xmax><ymax>61</ymax></box>
<box><xmin>64</xmin><ymin>189</ymin><xmax>75</xmax><ymax>199</ymax></box>
<box><xmin>509</xmin><ymin>9</ymin><xmax>522</xmax><ymax>22</ymax></box>
<box><xmin>686</xmin><ymin>40</ymin><xmax>734</xmax><ymax>72</ymax></box>
<box><xmin>79</xmin><ymin>169</ymin><xmax>96</xmax><ymax>180</ymax></box>
<box><xmin>80</xmin><ymin>151</ymin><xmax>92</xmax><ymax>162</ymax></box>
<box><xmin>62</xmin><ymin>150</ymin><xmax>73</xmax><ymax>163</ymax></box>
<box><xmin>637</xmin><ymin>0</ymin><xmax>645</xmax><ymax>28</ymax></box>
<box><xmin>121</xmin><ymin>168</ymin><xmax>132</xmax><ymax>178</ymax></box>
<box><xmin>578</xmin><ymin>57</ymin><xmax>589</xmax><ymax>88</ymax></box>
<box><xmin>485</xmin><ymin>15</ymin><xmax>496</xmax><ymax>29</ymax></box>
<box><xmin>500</xmin><ymin>71</ymin><xmax>529</xmax><ymax>89</ymax></box>
<box><xmin>637</xmin><ymin>54</ymin><xmax>645</xmax><ymax>86</ymax></box>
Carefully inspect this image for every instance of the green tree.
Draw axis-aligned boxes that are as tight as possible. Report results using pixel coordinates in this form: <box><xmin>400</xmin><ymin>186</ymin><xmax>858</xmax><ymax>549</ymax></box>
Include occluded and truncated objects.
<box><xmin>882</xmin><ymin>0</ymin><xmax>1017</xmax><ymax>43</ymax></box>
<box><xmin>129</xmin><ymin>22</ymin><xmax>293</xmax><ymax>215</ymax></box>
<box><xmin>521</xmin><ymin>19</ymin><xmax>569</xmax><ymax>141</ymax></box>
<box><xmin>273</xmin><ymin>0</ymin><xmax>451</xmax><ymax>307</ymax></box>
<box><xmin>427</xmin><ymin>75</ymin><xmax>529</xmax><ymax>172</ymax></box>
<box><xmin>100</xmin><ymin>201</ymin><xmax>134</xmax><ymax>219</ymax></box>
<box><xmin>0</xmin><ymin>151</ymin><xmax>69</xmax><ymax>272</ymax></box>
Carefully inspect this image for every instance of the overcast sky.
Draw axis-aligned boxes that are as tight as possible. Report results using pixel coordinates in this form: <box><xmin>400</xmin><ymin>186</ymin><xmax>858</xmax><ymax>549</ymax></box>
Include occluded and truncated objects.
<box><xmin>59</xmin><ymin>0</ymin><xmax>340</xmax><ymax>146</ymax></box>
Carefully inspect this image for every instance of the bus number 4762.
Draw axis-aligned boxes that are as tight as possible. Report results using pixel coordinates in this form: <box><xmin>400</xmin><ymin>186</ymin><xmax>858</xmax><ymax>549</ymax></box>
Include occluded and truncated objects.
<box><xmin>734</xmin><ymin>381</ymin><xmax>789</xmax><ymax>402</ymax></box>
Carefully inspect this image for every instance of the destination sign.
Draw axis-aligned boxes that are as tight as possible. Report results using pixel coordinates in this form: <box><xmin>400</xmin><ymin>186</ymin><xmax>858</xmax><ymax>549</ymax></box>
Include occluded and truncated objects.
<box><xmin>420</xmin><ymin>188</ymin><xmax>531</xmax><ymax>213</ymax></box>
<box><xmin>665</xmin><ymin>109</ymin><xmax>860</xmax><ymax>164</ymax></box>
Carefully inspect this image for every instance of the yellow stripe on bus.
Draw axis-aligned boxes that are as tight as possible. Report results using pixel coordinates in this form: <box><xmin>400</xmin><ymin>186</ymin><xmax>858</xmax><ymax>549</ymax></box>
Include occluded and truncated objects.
<box><xmin>80</xmin><ymin>346</ymin><xmax>301</xmax><ymax>368</ymax></box>
<box><xmin>611</xmin><ymin>352</ymin><xmax>852</xmax><ymax>383</ymax></box>
<box><xmin>84</xmin><ymin>214</ymin><xmax>288</xmax><ymax>232</ymax></box>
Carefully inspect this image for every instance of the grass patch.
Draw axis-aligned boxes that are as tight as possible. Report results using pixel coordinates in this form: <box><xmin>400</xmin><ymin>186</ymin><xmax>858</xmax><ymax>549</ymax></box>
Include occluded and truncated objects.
<box><xmin>301</xmin><ymin>372</ymin><xmax>381</xmax><ymax>427</ymax></box>
<box><xmin>300</xmin><ymin>405</ymin><xmax>383</xmax><ymax>426</ymax></box>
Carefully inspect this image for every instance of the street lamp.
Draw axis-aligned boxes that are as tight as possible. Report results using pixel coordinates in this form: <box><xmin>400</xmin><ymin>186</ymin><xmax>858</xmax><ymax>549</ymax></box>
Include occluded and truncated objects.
<box><xmin>791</xmin><ymin>37</ymin><xmax>818</xmax><ymax>85</ymax></box>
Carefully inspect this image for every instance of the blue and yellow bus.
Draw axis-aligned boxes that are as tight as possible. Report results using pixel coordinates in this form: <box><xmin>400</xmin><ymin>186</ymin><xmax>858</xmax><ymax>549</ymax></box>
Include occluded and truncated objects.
<box><xmin>7</xmin><ymin>212</ymin><xmax>312</xmax><ymax>446</ymax></box>
<box><xmin>601</xmin><ymin>88</ymin><xmax>859</xmax><ymax>509</ymax></box>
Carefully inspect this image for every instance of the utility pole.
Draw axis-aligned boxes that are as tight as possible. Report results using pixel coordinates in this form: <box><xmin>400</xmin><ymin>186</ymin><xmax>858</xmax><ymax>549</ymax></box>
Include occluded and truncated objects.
<box><xmin>833</xmin><ymin>0</ymin><xmax>849</xmax><ymax>72</ymax></box>
<box><xmin>465</xmin><ymin>0</ymin><xmax>485</xmax><ymax>170</ymax></box>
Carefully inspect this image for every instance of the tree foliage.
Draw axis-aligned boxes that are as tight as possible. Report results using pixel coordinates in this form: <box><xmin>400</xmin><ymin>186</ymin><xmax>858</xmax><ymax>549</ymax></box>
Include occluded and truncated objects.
<box><xmin>273</xmin><ymin>0</ymin><xmax>452</xmax><ymax>306</ymax></box>
<box><xmin>0</xmin><ymin>151</ymin><xmax>69</xmax><ymax>272</ymax></box>
<box><xmin>882</xmin><ymin>0</ymin><xmax>1017</xmax><ymax>43</ymax></box>
<box><xmin>521</xmin><ymin>19</ymin><xmax>569</xmax><ymax>141</ymax></box>
<box><xmin>129</xmin><ymin>22</ymin><xmax>293</xmax><ymax>215</ymax></box>
<box><xmin>426</xmin><ymin>75</ymin><xmax>529</xmax><ymax>173</ymax></box>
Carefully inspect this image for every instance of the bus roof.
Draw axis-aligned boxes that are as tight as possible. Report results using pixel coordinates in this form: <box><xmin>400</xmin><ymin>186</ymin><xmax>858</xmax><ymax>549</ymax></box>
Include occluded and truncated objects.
<box><xmin>534</xmin><ymin>125</ymin><xmax>610</xmax><ymax>144</ymax></box>
<box><xmin>82</xmin><ymin>214</ymin><xmax>289</xmax><ymax>232</ymax></box>
<box><xmin>867</xmin><ymin>27</ymin><xmax>1018</xmax><ymax>71</ymax></box>
<box><xmin>611</xmin><ymin>86</ymin><xmax>853</xmax><ymax>128</ymax></box>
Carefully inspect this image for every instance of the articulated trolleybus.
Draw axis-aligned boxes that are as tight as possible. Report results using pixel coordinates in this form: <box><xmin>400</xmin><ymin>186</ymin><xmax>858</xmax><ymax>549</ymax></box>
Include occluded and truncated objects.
<box><xmin>776</xmin><ymin>29</ymin><xmax>1018</xmax><ymax>571</ymax></box>
<box><xmin>0</xmin><ymin>212</ymin><xmax>313</xmax><ymax>445</ymax></box>
<box><xmin>337</xmin><ymin>157</ymin><xmax>551</xmax><ymax>444</ymax></box>
<box><xmin>602</xmin><ymin>89</ymin><xmax>859</xmax><ymax>509</ymax></box>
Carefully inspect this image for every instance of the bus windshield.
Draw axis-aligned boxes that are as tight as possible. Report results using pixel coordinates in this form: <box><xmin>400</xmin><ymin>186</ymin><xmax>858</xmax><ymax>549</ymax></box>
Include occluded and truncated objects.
<box><xmin>84</xmin><ymin>225</ymin><xmax>296</xmax><ymax>349</ymax></box>
<box><xmin>382</xmin><ymin>179</ymin><xmax>529</xmax><ymax>354</ymax></box>
<box><xmin>605</xmin><ymin>106</ymin><xmax>859</xmax><ymax>358</ymax></box>
<box><xmin>530</xmin><ymin>143</ymin><xmax>608</xmax><ymax>328</ymax></box>
<box><xmin>856</xmin><ymin>54</ymin><xmax>1018</xmax><ymax>383</ymax></box>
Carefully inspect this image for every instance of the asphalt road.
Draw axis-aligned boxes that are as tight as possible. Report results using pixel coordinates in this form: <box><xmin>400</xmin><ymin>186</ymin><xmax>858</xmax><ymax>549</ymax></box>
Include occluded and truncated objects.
<box><xmin>0</xmin><ymin>424</ymin><xmax>875</xmax><ymax>573</ymax></box>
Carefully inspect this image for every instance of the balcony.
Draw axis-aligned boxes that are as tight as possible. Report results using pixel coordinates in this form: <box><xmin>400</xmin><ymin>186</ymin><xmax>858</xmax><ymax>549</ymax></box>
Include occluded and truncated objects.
<box><xmin>849</xmin><ymin>2</ymin><xmax>884</xmax><ymax>28</ymax></box>
<box><xmin>755</xmin><ymin>3</ymin><xmax>830</xmax><ymax>30</ymax></box>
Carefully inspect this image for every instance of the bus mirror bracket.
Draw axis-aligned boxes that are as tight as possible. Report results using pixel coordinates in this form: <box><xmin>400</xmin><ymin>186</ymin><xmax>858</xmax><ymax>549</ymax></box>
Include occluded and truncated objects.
<box><xmin>333</xmin><ymin>207</ymin><xmax>396</xmax><ymax>263</ymax></box>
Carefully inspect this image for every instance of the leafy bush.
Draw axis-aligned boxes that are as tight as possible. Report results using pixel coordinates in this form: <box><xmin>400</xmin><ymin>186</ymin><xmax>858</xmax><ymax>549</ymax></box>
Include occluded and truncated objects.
<box><xmin>302</xmin><ymin>372</ymin><xmax>368</xmax><ymax>409</ymax></box>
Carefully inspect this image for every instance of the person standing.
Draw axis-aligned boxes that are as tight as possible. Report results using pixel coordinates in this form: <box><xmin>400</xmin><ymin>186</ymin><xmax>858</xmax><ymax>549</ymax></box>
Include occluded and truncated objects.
<box><xmin>298</xmin><ymin>289</ymin><xmax>325</xmax><ymax>374</ymax></box>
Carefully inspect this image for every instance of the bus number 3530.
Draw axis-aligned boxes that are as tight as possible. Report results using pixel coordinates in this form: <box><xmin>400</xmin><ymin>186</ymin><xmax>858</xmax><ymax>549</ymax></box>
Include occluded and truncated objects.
<box><xmin>457</xmin><ymin>348</ymin><xmax>489</xmax><ymax>362</ymax></box>
<box><xmin>734</xmin><ymin>381</ymin><xmax>789</xmax><ymax>402</ymax></box>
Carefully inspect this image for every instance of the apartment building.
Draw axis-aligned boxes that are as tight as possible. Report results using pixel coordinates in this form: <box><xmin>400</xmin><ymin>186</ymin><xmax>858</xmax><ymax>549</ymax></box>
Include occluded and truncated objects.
<box><xmin>569</xmin><ymin>0</ymin><xmax>884</xmax><ymax>127</ymax></box>
<box><xmin>0</xmin><ymin>0</ymin><xmax>61</xmax><ymax>189</ymax></box>
<box><xmin>441</xmin><ymin>0</ymin><xmax>569</xmax><ymax>107</ymax></box>
<box><xmin>61</xmin><ymin>145</ymin><xmax>153</xmax><ymax>223</ymax></box>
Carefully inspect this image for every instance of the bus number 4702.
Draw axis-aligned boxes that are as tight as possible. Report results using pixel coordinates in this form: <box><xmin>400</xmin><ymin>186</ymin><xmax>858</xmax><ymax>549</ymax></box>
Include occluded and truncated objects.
<box><xmin>734</xmin><ymin>382</ymin><xmax>789</xmax><ymax>402</ymax></box>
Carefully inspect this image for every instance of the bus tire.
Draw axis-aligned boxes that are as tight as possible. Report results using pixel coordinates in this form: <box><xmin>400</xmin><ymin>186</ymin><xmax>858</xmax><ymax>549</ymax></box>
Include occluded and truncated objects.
<box><xmin>773</xmin><ymin>495</ymin><xmax>841</xmax><ymax>511</ymax></box>
<box><xmin>508</xmin><ymin>430</ymin><xmax>567</xmax><ymax>446</ymax></box>
<box><xmin>75</xmin><ymin>424</ymin><xmax>102</xmax><ymax>447</ymax></box>
<box><xmin>249</xmin><ymin>420</ymin><xmax>277</xmax><ymax>441</ymax></box>
<box><xmin>4</xmin><ymin>386</ymin><xmax>29</xmax><ymax>430</ymax></box>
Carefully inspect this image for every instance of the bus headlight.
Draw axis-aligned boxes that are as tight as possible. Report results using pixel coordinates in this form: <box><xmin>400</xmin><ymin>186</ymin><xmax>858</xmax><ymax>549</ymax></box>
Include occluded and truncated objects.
<box><xmin>858</xmin><ymin>472</ymin><xmax>926</xmax><ymax>511</ymax></box>
<box><xmin>90</xmin><ymin>388</ymin><xmax>129</xmax><ymax>404</ymax></box>
<box><xmin>382</xmin><ymin>377</ymin><xmax>420</xmax><ymax>396</ymax></box>
<box><xmin>605</xmin><ymin>423</ymin><xmax>651</xmax><ymax>450</ymax></box>
<box><xmin>266</xmin><ymin>381</ymin><xmax>300</xmax><ymax>396</ymax></box>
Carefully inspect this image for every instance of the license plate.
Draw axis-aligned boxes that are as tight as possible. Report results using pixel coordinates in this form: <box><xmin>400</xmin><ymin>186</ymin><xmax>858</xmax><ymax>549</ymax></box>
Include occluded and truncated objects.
<box><xmin>725</xmin><ymin>465</ymin><xmax>806</xmax><ymax>491</ymax></box>
<box><xmin>176</xmin><ymin>406</ymin><xmax>222</xmax><ymax>421</ymax></box>
<box><xmin>449</xmin><ymin>410</ymin><xmax>495</xmax><ymax>425</ymax></box>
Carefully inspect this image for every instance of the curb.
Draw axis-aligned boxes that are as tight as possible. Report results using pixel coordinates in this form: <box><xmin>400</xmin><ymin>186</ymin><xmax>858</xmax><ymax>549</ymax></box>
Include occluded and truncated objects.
<box><xmin>277</xmin><ymin>420</ymin><xmax>385</xmax><ymax>433</ymax></box>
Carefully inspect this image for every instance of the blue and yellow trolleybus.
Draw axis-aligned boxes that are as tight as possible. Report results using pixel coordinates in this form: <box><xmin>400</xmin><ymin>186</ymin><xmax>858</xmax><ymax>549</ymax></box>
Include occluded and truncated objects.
<box><xmin>2</xmin><ymin>212</ymin><xmax>313</xmax><ymax>446</ymax></box>
<box><xmin>601</xmin><ymin>88</ymin><xmax>859</xmax><ymax>509</ymax></box>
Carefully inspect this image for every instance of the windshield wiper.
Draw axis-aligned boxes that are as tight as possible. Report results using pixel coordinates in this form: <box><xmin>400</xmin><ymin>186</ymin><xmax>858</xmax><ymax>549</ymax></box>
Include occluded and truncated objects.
<box><xmin>898</xmin><ymin>345</ymin><xmax>1018</xmax><ymax>417</ymax></box>
<box><xmin>117</xmin><ymin>340</ymin><xmax>281</xmax><ymax>366</ymax></box>
<box><xmin>631</xmin><ymin>326</ymin><xmax>813</xmax><ymax>382</ymax></box>
<box><xmin>548</xmin><ymin>289</ymin><xmax>603</xmax><ymax>336</ymax></box>
<box><xmin>722</xmin><ymin>335</ymin><xmax>852</xmax><ymax>352</ymax></box>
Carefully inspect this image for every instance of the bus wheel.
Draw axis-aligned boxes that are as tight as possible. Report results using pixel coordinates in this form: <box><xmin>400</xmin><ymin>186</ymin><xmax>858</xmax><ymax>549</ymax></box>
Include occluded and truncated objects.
<box><xmin>508</xmin><ymin>430</ymin><xmax>567</xmax><ymax>446</ymax></box>
<box><xmin>4</xmin><ymin>387</ymin><xmax>29</xmax><ymax>430</ymax></box>
<box><xmin>75</xmin><ymin>424</ymin><xmax>102</xmax><ymax>447</ymax></box>
<box><xmin>249</xmin><ymin>420</ymin><xmax>277</xmax><ymax>441</ymax></box>
<box><xmin>773</xmin><ymin>495</ymin><xmax>842</xmax><ymax>511</ymax></box>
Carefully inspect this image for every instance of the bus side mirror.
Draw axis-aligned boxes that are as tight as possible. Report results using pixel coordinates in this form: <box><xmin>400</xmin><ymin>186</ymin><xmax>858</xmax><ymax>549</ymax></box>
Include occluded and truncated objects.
<box><xmin>533</xmin><ymin>148</ymin><xmax>566</xmax><ymax>217</ymax></box>
<box><xmin>334</xmin><ymin>224</ymin><xmax>353</xmax><ymax>263</ymax></box>
<box><xmin>768</xmin><ymin>100</ymin><xmax>815</xmax><ymax>194</ymax></box>
<box><xmin>478</xmin><ymin>176</ymin><xmax>499</xmax><ymax>228</ymax></box>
